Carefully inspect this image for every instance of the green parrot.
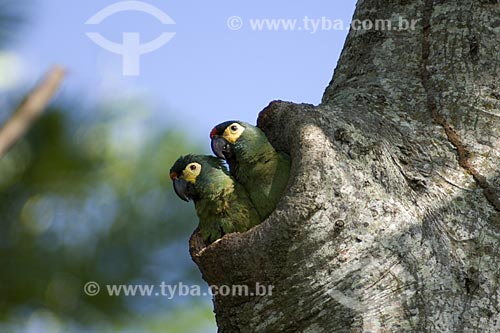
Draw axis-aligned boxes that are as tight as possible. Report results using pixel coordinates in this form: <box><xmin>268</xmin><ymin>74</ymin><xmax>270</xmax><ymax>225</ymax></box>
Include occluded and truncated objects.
<box><xmin>210</xmin><ymin>121</ymin><xmax>290</xmax><ymax>220</ymax></box>
<box><xmin>169</xmin><ymin>154</ymin><xmax>261</xmax><ymax>244</ymax></box>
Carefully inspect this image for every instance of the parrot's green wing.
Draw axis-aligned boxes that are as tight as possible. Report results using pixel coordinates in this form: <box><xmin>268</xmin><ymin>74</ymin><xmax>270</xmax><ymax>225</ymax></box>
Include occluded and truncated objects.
<box><xmin>196</xmin><ymin>180</ymin><xmax>261</xmax><ymax>243</ymax></box>
<box><xmin>170</xmin><ymin>154</ymin><xmax>261</xmax><ymax>245</ymax></box>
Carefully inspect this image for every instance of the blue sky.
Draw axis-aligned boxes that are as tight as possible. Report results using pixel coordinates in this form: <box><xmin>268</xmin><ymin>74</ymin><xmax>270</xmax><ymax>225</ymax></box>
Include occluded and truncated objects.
<box><xmin>9</xmin><ymin>0</ymin><xmax>356</xmax><ymax>141</ymax></box>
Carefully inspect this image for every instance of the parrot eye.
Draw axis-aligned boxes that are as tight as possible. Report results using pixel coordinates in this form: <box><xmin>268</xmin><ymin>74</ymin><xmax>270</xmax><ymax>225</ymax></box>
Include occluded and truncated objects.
<box><xmin>182</xmin><ymin>162</ymin><xmax>202</xmax><ymax>183</ymax></box>
<box><xmin>222</xmin><ymin>122</ymin><xmax>245</xmax><ymax>144</ymax></box>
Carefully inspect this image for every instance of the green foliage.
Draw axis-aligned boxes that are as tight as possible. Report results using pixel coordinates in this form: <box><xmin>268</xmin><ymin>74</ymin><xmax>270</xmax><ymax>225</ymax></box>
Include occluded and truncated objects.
<box><xmin>0</xmin><ymin>100</ymin><xmax>214</xmax><ymax>332</ymax></box>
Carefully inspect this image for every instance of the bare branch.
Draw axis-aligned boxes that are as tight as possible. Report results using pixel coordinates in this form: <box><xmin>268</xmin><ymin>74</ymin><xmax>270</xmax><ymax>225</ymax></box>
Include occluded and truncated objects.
<box><xmin>0</xmin><ymin>66</ymin><xmax>66</xmax><ymax>157</ymax></box>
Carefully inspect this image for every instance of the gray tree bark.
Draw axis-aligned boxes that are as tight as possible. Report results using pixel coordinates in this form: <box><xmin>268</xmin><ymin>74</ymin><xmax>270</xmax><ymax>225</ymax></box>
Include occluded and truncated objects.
<box><xmin>190</xmin><ymin>0</ymin><xmax>500</xmax><ymax>332</ymax></box>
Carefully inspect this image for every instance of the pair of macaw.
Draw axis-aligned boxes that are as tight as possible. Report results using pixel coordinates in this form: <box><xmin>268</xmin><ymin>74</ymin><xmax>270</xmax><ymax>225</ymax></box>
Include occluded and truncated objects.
<box><xmin>169</xmin><ymin>121</ymin><xmax>290</xmax><ymax>244</ymax></box>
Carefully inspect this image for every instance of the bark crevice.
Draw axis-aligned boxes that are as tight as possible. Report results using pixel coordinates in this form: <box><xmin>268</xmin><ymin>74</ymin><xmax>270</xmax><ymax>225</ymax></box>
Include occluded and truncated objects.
<box><xmin>420</xmin><ymin>0</ymin><xmax>500</xmax><ymax>212</ymax></box>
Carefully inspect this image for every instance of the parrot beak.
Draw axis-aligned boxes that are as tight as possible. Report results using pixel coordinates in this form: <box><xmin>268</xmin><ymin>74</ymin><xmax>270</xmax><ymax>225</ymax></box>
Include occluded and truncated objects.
<box><xmin>173</xmin><ymin>178</ymin><xmax>190</xmax><ymax>202</ymax></box>
<box><xmin>211</xmin><ymin>136</ymin><xmax>233</xmax><ymax>159</ymax></box>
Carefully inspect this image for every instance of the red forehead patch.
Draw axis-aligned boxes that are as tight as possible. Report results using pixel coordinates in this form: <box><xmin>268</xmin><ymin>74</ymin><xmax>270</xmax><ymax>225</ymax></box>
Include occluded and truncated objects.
<box><xmin>169</xmin><ymin>172</ymin><xmax>178</xmax><ymax>180</ymax></box>
<box><xmin>210</xmin><ymin>127</ymin><xmax>218</xmax><ymax>139</ymax></box>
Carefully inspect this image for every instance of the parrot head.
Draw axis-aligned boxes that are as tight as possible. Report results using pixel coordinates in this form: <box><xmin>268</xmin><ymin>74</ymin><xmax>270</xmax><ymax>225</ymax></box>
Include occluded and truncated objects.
<box><xmin>169</xmin><ymin>154</ymin><xmax>226</xmax><ymax>202</ymax></box>
<box><xmin>210</xmin><ymin>121</ymin><xmax>263</xmax><ymax>160</ymax></box>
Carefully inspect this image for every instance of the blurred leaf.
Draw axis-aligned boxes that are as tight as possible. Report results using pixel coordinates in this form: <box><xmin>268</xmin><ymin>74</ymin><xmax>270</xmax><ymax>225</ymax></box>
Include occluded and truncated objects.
<box><xmin>0</xmin><ymin>102</ymin><xmax>212</xmax><ymax>332</ymax></box>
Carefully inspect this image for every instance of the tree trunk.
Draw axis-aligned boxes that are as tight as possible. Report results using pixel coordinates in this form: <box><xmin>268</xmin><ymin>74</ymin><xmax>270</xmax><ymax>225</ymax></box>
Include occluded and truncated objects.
<box><xmin>190</xmin><ymin>0</ymin><xmax>500</xmax><ymax>331</ymax></box>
